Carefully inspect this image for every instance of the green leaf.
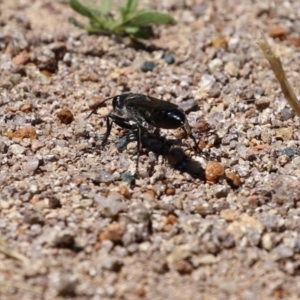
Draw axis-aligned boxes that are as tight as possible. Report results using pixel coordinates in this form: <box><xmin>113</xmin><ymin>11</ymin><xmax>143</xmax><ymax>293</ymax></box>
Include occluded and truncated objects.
<box><xmin>69</xmin><ymin>0</ymin><xmax>95</xmax><ymax>19</ymax></box>
<box><xmin>70</xmin><ymin>0</ymin><xmax>109</xmax><ymax>29</ymax></box>
<box><xmin>119</xmin><ymin>6</ymin><xmax>127</xmax><ymax>21</ymax></box>
<box><xmin>90</xmin><ymin>0</ymin><xmax>113</xmax><ymax>16</ymax></box>
<box><xmin>69</xmin><ymin>17</ymin><xmax>109</xmax><ymax>34</ymax></box>
<box><xmin>123</xmin><ymin>26</ymin><xmax>140</xmax><ymax>34</ymax></box>
<box><xmin>69</xmin><ymin>0</ymin><xmax>176</xmax><ymax>40</ymax></box>
<box><xmin>122</xmin><ymin>26</ymin><xmax>153</xmax><ymax>39</ymax></box>
<box><xmin>124</xmin><ymin>10</ymin><xmax>176</xmax><ymax>27</ymax></box>
<box><xmin>125</xmin><ymin>0</ymin><xmax>139</xmax><ymax>14</ymax></box>
<box><xmin>99</xmin><ymin>0</ymin><xmax>113</xmax><ymax>15</ymax></box>
<box><xmin>102</xmin><ymin>20</ymin><xmax>117</xmax><ymax>31</ymax></box>
<box><xmin>119</xmin><ymin>0</ymin><xmax>139</xmax><ymax>22</ymax></box>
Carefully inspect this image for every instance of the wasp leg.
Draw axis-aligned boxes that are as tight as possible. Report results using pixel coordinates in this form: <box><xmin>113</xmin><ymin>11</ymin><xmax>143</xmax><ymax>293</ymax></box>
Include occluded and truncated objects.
<box><xmin>181</xmin><ymin>118</ymin><xmax>199</xmax><ymax>151</ymax></box>
<box><xmin>113</xmin><ymin>115</ymin><xmax>142</xmax><ymax>176</ymax></box>
<box><xmin>135</xmin><ymin>125</ymin><xmax>143</xmax><ymax>176</ymax></box>
<box><xmin>189</xmin><ymin>132</ymin><xmax>198</xmax><ymax>151</ymax></box>
<box><xmin>101</xmin><ymin>116</ymin><xmax>113</xmax><ymax>147</ymax></box>
<box><xmin>182</xmin><ymin>126</ymin><xmax>211</xmax><ymax>159</ymax></box>
<box><xmin>182</xmin><ymin>126</ymin><xmax>198</xmax><ymax>151</ymax></box>
<box><xmin>102</xmin><ymin>114</ymin><xmax>133</xmax><ymax>146</ymax></box>
<box><xmin>109</xmin><ymin>114</ymin><xmax>134</xmax><ymax>130</ymax></box>
<box><xmin>107</xmin><ymin>114</ymin><xmax>141</xmax><ymax>177</ymax></box>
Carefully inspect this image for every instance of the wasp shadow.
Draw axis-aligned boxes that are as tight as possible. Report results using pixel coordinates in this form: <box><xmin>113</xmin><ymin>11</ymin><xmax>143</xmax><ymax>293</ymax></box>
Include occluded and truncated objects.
<box><xmin>117</xmin><ymin>130</ymin><xmax>205</xmax><ymax>180</ymax></box>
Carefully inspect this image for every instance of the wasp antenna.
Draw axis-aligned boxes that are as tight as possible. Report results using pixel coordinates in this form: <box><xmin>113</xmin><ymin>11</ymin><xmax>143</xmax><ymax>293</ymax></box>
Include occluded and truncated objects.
<box><xmin>85</xmin><ymin>95</ymin><xmax>115</xmax><ymax>120</ymax></box>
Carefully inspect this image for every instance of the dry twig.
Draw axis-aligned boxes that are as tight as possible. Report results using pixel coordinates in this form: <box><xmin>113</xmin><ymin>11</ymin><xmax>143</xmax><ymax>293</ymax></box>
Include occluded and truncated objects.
<box><xmin>0</xmin><ymin>235</ymin><xmax>28</xmax><ymax>262</ymax></box>
<box><xmin>0</xmin><ymin>281</ymin><xmax>44</xmax><ymax>298</ymax></box>
<box><xmin>257</xmin><ymin>32</ymin><xmax>300</xmax><ymax>118</ymax></box>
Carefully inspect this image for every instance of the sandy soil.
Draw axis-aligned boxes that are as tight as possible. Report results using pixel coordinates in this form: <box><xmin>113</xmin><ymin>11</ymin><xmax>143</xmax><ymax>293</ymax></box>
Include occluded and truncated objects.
<box><xmin>1</xmin><ymin>0</ymin><xmax>300</xmax><ymax>299</ymax></box>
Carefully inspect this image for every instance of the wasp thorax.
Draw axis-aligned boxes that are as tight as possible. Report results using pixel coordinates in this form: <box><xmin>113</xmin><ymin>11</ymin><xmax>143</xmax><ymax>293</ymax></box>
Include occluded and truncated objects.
<box><xmin>113</xmin><ymin>95</ymin><xmax>125</xmax><ymax>108</ymax></box>
<box><xmin>113</xmin><ymin>95</ymin><xmax>128</xmax><ymax>116</ymax></box>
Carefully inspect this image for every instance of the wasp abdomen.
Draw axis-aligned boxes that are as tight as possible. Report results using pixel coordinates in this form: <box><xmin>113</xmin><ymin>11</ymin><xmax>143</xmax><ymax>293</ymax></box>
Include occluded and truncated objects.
<box><xmin>150</xmin><ymin>109</ymin><xmax>186</xmax><ymax>129</ymax></box>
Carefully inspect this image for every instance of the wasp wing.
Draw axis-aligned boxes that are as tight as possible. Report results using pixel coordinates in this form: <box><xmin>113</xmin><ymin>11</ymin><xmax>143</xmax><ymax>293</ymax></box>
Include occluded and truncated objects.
<box><xmin>124</xmin><ymin>94</ymin><xmax>183</xmax><ymax>128</ymax></box>
<box><xmin>125</xmin><ymin>94</ymin><xmax>179</xmax><ymax>110</ymax></box>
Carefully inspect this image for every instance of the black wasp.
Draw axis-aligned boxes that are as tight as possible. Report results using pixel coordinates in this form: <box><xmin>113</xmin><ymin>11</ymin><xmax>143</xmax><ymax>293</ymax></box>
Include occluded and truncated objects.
<box><xmin>86</xmin><ymin>93</ymin><xmax>198</xmax><ymax>174</ymax></box>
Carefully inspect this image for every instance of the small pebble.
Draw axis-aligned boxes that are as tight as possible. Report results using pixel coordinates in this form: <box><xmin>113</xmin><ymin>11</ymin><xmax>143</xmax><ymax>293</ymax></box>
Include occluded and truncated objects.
<box><xmin>23</xmin><ymin>210</ymin><xmax>44</xmax><ymax>225</ymax></box>
<box><xmin>57</xmin><ymin>109</ymin><xmax>74</xmax><ymax>124</ymax></box>
<box><xmin>102</xmin><ymin>257</ymin><xmax>123</xmax><ymax>272</ymax></box>
<box><xmin>212</xmin><ymin>35</ymin><xmax>227</xmax><ymax>49</ymax></box>
<box><xmin>208</xmin><ymin>84</ymin><xmax>221</xmax><ymax>98</ymax></box>
<box><xmin>272</xmin><ymin>175</ymin><xmax>300</xmax><ymax>204</ymax></box>
<box><xmin>174</xmin><ymin>198</ymin><xmax>183</xmax><ymax>209</ymax></box>
<box><xmin>269</xmin><ymin>25</ymin><xmax>287</xmax><ymax>39</ymax></box>
<box><xmin>192</xmin><ymin>254</ymin><xmax>219</xmax><ymax>266</ymax></box>
<box><xmin>100</xmin><ymin>223</ymin><xmax>124</xmax><ymax>243</ymax></box>
<box><xmin>117</xmin><ymin>136</ymin><xmax>128</xmax><ymax>152</ymax></box>
<box><xmin>20</xmin><ymin>104</ymin><xmax>32</xmax><ymax>113</ymax></box>
<box><xmin>220</xmin><ymin>209</ymin><xmax>240</xmax><ymax>222</ymax></box>
<box><xmin>0</xmin><ymin>140</ymin><xmax>8</xmax><ymax>153</ymax></box>
<box><xmin>275</xmin><ymin>147</ymin><xmax>297</xmax><ymax>158</ymax></box>
<box><xmin>211</xmin><ymin>184</ymin><xmax>230</xmax><ymax>198</ymax></box>
<box><xmin>152</xmin><ymin>254</ymin><xmax>169</xmax><ymax>274</ymax></box>
<box><xmin>97</xmin><ymin>193</ymin><xmax>126</xmax><ymax>217</ymax></box>
<box><xmin>12</xmin><ymin>127</ymin><xmax>37</xmax><ymax>140</ymax></box>
<box><xmin>255</xmin><ymin>97</ymin><xmax>270</xmax><ymax>111</ymax></box>
<box><xmin>262</xmin><ymin>233</ymin><xmax>276</xmax><ymax>251</ymax></box>
<box><xmin>226</xmin><ymin>172</ymin><xmax>242</xmax><ymax>188</ymax></box>
<box><xmin>128</xmin><ymin>203</ymin><xmax>150</xmax><ymax>224</ymax></box>
<box><xmin>208</xmin><ymin>58</ymin><xmax>223</xmax><ymax>73</ymax></box>
<box><xmin>166</xmin><ymin>214</ymin><xmax>178</xmax><ymax>225</ymax></box>
<box><xmin>24</xmin><ymin>160</ymin><xmax>39</xmax><ymax>172</ymax></box>
<box><xmin>271</xmin><ymin>245</ymin><xmax>294</xmax><ymax>261</ymax></box>
<box><xmin>120</xmin><ymin>186</ymin><xmax>131</xmax><ymax>198</ymax></box>
<box><xmin>205</xmin><ymin>161</ymin><xmax>225</xmax><ymax>183</ymax></box>
<box><xmin>144</xmin><ymin>189</ymin><xmax>156</xmax><ymax>199</ymax></box>
<box><xmin>275</xmin><ymin>128</ymin><xmax>293</xmax><ymax>141</ymax></box>
<box><xmin>254</xmin><ymin>88</ymin><xmax>265</xmax><ymax>98</ymax></box>
<box><xmin>37</xmin><ymin>72</ymin><xmax>51</xmax><ymax>85</ymax></box>
<box><xmin>198</xmin><ymin>74</ymin><xmax>216</xmax><ymax>90</ymax></box>
<box><xmin>165</xmin><ymin>188</ymin><xmax>175</xmax><ymax>195</ymax></box>
<box><xmin>197</xmin><ymin>204</ymin><xmax>214</xmax><ymax>216</ymax></box>
<box><xmin>12</xmin><ymin>50</ymin><xmax>30</xmax><ymax>65</ymax></box>
<box><xmin>120</xmin><ymin>172</ymin><xmax>135</xmax><ymax>184</ymax></box>
<box><xmin>0</xmin><ymin>200</ymin><xmax>11</xmax><ymax>209</ymax></box>
<box><xmin>57</xmin><ymin>277</ymin><xmax>77</xmax><ymax>297</ymax></box>
<box><xmin>48</xmin><ymin>197</ymin><xmax>62</xmax><ymax>209</ymax></box>
<box><xmin>140</xmin><ymin>61</ymin><xmax>156</xmax><ymax>72</ymax></box>
<box><xmin>91</xmin><ymin>170</ymin><xmax>113</xmax><ymax>184</ymax></box>
<box><xmin>174</xmin><ymin>260</ymin><xmax>193</xmax><ymax>275</ymax></box>
<box><xmin>53</xmin><ymin>232</ymin><xmax>76</xmax><ymax>249</ymax></box>
<box><xmin>0</xmin><ymin>81</ymin><xmax>13</xmax><ymax>89</ymax></box>
<box><xmin>135</xmin><ymin>286</ymin><xmax>146</xmax><ymax>297</ymax></box>
<box><xmin>163</xmin><ymin>54</ymin><xmax>175</xmax><ymax>65</ymax></box>
<box><xmin>280</xmin><ymin>108</ymin><xmax>294</xmax><ymax>120</ymax></box>
<box><xmin>224</xmin><ymin>61</ymin><xmax>239</xmax><ymax>77</ymax></box>
<box><xmin>10</xmin><ymin>73</ymin><xmax>22</xmax><ymax>85</ymax></box>
<box><xmin>80</xmin><ymin>199</ymin><xmax>93</xmax><ymax>207</ymax></box>
<box><xmin>10</xmin><ymin>144</ymin><xmax>26</xmax><ymax>155</ymax></box>
<box><xmin>178</xmin><ymin>99</ymin><xmax>198</xmax><ymax>113</ymax></box>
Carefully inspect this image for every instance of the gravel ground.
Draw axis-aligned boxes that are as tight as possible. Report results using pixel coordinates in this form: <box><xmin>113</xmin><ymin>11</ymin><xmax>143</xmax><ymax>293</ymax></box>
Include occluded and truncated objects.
<box><xmin>1</xmin><ymin>0</ymin><xmax>300</xmax><ymax>299</ymax></box>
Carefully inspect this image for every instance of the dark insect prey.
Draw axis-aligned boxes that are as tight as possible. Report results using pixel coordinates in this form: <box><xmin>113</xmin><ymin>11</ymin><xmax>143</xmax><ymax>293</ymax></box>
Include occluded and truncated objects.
<box><xmin>86</xmin><ymin>93</ymin><xmax>198</xmax><ymax>174</ymax></box>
